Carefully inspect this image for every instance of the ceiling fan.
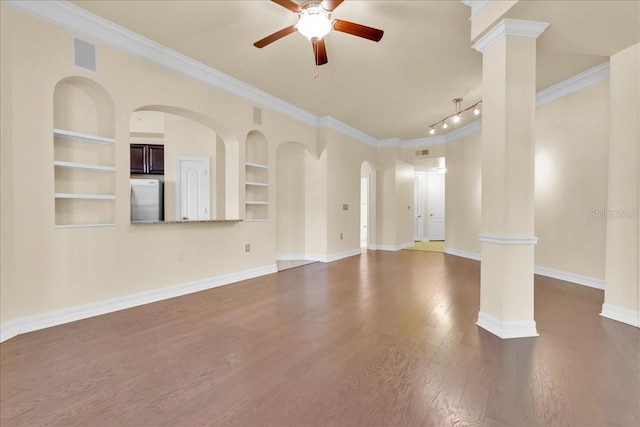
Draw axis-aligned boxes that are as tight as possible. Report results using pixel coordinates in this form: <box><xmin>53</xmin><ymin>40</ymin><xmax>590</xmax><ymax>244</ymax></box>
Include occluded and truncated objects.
<box><xmin>253</xmin><ymin>0</ymin><xmax>384</xmax><ymax>66</ymax></box>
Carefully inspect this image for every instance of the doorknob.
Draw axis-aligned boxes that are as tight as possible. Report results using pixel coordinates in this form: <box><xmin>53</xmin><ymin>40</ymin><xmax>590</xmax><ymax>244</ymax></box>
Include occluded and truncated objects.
<box><xmin>430</xmin><ymin>214</ymin><xmax>434</xmax><ymax>216</ymax></box>
<box><xmin>182</xmin><ymin>217</ymin><xmax>189</xmax><ymax>220</ymax></box>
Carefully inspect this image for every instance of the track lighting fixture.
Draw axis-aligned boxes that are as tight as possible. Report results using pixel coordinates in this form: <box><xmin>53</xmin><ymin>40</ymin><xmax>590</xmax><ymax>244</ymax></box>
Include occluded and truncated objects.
<box><xmin>428</xmin><ymin>98</ymin><xmax>482</xmax><ymax>135</ymax></box>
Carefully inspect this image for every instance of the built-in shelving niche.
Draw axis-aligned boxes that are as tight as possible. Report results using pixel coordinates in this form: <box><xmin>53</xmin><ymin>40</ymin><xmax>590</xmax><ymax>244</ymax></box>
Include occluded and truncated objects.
<box><xmin>245</xmin><ymin>131</ymin><xmax>269</xmax><ymax>221</ymax></box>
<box><xmin>53</xmin><ymin>77</ymin><xmax>116</xmax><ymax>227</ymax></box>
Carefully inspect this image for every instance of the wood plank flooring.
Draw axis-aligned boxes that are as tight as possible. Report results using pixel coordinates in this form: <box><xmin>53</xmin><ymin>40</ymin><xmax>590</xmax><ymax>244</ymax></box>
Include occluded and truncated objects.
<box><xmin>1</xmin><ymin>251</ymin><xmax>639</xmax><ymax>426</ymax></box>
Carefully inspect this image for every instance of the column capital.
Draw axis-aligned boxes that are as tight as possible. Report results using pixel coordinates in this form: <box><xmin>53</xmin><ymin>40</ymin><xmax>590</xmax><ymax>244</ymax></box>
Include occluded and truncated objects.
<box><xmin>472</xmin><ymin>19</ymin><xmax>550</xmax><ymax>53</ymax></box>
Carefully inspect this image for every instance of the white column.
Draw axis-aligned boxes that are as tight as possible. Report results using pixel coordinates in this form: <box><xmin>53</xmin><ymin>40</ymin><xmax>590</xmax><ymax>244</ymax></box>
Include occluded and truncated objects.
<box><xmin>601</xmin><ymin>43</ymin><xmax>640</xmax><ymax>328</ymax></box>
<box><xmin>473</xmin><ymin>19</ymin><xmax>549</xmax><ymax>339</ymax></box>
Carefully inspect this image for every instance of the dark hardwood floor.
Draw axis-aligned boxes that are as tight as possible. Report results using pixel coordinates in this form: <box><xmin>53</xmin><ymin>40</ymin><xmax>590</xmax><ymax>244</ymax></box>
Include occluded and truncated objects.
<box><xmin>1</xmin><ymin>251</ymin><xmax>639</xmax><ymax>426</ymax></box>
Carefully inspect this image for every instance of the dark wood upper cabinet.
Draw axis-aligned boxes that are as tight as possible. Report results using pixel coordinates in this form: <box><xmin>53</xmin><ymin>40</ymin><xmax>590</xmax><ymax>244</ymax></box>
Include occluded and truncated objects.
<box><xmin>130</xmin><ymin>144</ymin><xmax>147</xmax><ymax>174</ymax></box>
<box><xmin>130</xmin><ymin>144</ymin><xmax>164</xmax><ymax>175</ymax></box>
<box><xmin>148</xmin><ymin>145</ymin><xmax>164</xmax><ymax>175</ymax></box>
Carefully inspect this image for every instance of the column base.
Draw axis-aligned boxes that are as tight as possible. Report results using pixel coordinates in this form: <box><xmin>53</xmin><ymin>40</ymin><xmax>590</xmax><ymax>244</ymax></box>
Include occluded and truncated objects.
<box><xmin>476</xmin><ymin>311</ymin><xmax>539</xmax><ymax>339</ymax></box>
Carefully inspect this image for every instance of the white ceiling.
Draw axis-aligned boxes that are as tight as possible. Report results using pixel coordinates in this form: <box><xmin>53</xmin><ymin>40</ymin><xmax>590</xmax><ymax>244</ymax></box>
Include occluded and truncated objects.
<box><xmin>70</xmin><ymin>0</ymin><xmax>639</xmax><ymax>141</ymax></box>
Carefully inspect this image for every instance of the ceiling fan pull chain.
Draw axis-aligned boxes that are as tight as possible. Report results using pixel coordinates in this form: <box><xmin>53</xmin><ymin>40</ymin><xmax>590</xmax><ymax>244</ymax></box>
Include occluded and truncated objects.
<box><xmin>314</xmin><ymin>46</ymin><xmax>320</xmax><ymax>79</ymax></box>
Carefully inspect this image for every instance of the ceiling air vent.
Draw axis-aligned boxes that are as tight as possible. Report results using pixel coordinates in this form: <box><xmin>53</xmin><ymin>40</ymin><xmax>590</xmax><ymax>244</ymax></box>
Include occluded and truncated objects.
<box><xmin>415</xmin><ymin>149</ymin><xmax>429</xmax><ymax>157</ymax></box>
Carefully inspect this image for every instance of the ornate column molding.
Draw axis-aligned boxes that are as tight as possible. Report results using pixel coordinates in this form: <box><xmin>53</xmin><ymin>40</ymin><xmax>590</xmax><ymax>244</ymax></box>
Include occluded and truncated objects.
<box><xmin>472</xmin><ymin>19</ymin><xmax>550</xmax><ymax>53</ymax></box>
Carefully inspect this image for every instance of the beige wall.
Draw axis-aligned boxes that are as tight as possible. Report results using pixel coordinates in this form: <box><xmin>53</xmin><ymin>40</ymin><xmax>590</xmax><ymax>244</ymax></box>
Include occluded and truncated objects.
<box><xmin>304</xmin><ymin>132</ymin><xmax>328</xmax><ymax>258</ymax></box>
<box><xmin>395</xmin><ymin>160</ymin><xmax>415</xmax><ymax>245</ymax></box>
<box><xmin>445</xmin><ymin>132</ymin><xmax>482</xmax><ymax>254</ymax></box>
<box><xmin>376</xmin><ymin>146</ymin><xmax>400</xmax><ymax>246</ymax></box>
<box><xmin>605</xmin><ymin>43</ymin><xmax>639</xmax><ymax>314</ymax></box>
<box><xmin>325</xmin><ymin>129</ymin><xmax>378</xmax><ymax>254</ymax></box>
<box><xmin>276</xmin><ymin>143</ymin><xmax>306</xmax><ymax>257</ymax></box>
<box><xmin>0</xmin><ymin>6</ymin><xmax>322</xmax><ymax>324</ymax></box>
<box><xmin>1</xmin><ymin>2</ymin><xmax>630</xmax><ymax>331</ymax></box>
<box><xmin>1</xmin><ymin>2</ymin><xmax>16</xmax><ymax>322</ymax></box>
<box><xmin>535</xmin><ymin>81</ymin><xmax>610</xmax><ymax>279</ymax></box>
<box><xmin>162</xmin><ymin>112</ymin><xmax>219</xmax><ymax>221</ymax></box>
<box><xmin>440</xmin><ymin>81</ymin><xmax>611</xmax><ymax>280</ymax></box>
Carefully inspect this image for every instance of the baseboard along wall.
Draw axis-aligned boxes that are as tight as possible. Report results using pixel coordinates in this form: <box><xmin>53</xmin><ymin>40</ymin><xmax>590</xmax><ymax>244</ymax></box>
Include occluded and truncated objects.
<box><xmin>0</xmin><ymin>264</ymin><xmax>277</xmax><ymax>343</ymax></box>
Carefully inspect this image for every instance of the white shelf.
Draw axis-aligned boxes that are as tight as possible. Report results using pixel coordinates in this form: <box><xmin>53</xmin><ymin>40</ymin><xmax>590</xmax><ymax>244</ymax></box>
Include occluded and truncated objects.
<box><xmin>54</xmin><ymin>128</ymin><xmax>115</xmax><ymax>144</ymax></box>
<box><xmin>245</xmin><ymin>182</ymin><xmax>268</xmax><ymax>187</ymax></box>
<box><xmin>245</xmin><ymin>162</ymin><xmax>268</xmax><ymax>169</ymax></box>
<box><xmin>55</xmin><ymin>223</ymin><xmax>116</xmax><ymax>229</ymax></box>
<box><xmin>245</xmin><ymin>201</ymin><xmax>268</xmax><ymax>205</ymax></box>
<box><xmin>54</xmin><ymin>161</ymin><xmax>115</xmax><ymax>172</ymax></box>
<box><xmin>55</xmin><ymin>193</ymin><xmax>116</xmax><ymax>200</ymax></box>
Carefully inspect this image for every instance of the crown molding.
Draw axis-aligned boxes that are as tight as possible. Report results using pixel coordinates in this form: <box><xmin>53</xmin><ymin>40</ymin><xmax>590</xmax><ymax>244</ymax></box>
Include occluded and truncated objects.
<box><xmin>317</xmin><ymin>116</ymin><xmax>379</xmax><ymax>147</ymax></box>
<box><xmin>6</xmin><ymin>1</ymin><xmax>609</xmax><ymax>151</ymax></box>
<box><xmin>402</xmin><ymin>135</ymin><xmax>446</xmax><ymax>148</ymax></box>
<box><xmin>536</xmin><ymin>61</ymin><xmax>610</xmax><ymax>107</ymax></box>
<box><xmin>460</xmin><ymin>0</ymin><xmax>490</xmax><ymax>19</ymax></box>
<box><xmin>473</xmin><ymin>19</ymin><xmax>550</xmax><ymax>53</ymax></box>
<box><xmin>7</xmin><ymin>0</ymin><xmax>319</xmax><ymax>128</ymax></box>
<box><xmin>378</xmin><ymin>138</ymin><xmax>403</xmax><ymax>148</ymax></box>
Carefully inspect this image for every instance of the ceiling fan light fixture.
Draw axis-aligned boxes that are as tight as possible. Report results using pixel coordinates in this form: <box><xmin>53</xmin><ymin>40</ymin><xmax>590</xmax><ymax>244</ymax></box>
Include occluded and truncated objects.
<box><xmin>297</xmin><ymin>7</ymin><xmax>332</xmax><ymax>40</ymax></box>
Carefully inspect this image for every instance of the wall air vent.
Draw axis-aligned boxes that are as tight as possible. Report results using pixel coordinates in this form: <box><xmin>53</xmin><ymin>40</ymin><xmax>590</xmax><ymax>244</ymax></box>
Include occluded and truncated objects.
<box><xmin>415</xmin><ymin>149</ymin><xmax>429</xmax><ymax>156</ymax></box>
<box><xmin>73</xmin><ymin>37</ymin><xmax>97</xmax><ymax>72</ymax></box>
<box><xmin>253</xmin><ymin>107</ymin><xmax>262</xmax><ymax>126</ymax></box>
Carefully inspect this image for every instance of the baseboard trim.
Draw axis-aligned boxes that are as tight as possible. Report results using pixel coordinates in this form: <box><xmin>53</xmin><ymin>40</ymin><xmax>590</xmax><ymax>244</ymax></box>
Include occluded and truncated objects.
<box><xmin>275</xmin><ymin>253</ymin><xmax>307</xmax><ymax>261</ymax></box>
<box><xmin>0</xmin><ymin>264</ymin><xmax>278</xmax><ymax>343</ymax></box>
<box><xmin>600</xmin><ymin>303</ymin><xmax>640</xmax><ymax>328</ymax></box>
<box><xmin>534</xmin><ymin>266</ymin><xmax>604</xmax><ymax>290</ymax></box>
<box><xmin>370</xmin><ymin>241</ymin><xmax>413</xmax><ymax>251</ymax></box>
<box><xmin>305</xmin><ymin>249</ymin><xmax>362</xmax><ymax>263</ymax></box>
<box><xmin>444</xmin><ymin>247</ymin><xmax>481</xmax><ymax>261</ymax></box>
<box><xmin>443</xmin><ymin>247</ymin><xmax>605</xmax><ymax>290</ymax></box>
<box><xmin>476</xmin><ymin>311</ymin><xmax>539</xmax><ymax>339</ymax></box>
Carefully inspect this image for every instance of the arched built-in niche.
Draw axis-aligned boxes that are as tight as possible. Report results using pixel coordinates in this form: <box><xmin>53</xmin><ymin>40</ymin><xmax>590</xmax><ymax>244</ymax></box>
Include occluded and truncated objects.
<box><xmin>276</xmin><ymin>142</ymin><xmax>311</xmax><ymax>258</ymax></box>
<box><xmin>130</xmin><ymin>106</ymin><xmax>240</xmax><ymax>221</ymax></box>
<box><xmin>53</xmin><ymin>76</ymin><xmax>115</xmax><ymax>227</ymax></box>
<box><xmin>245</xmin><ymin>130</ymin><xmax>269</xmax><ymax>221</ymax></box>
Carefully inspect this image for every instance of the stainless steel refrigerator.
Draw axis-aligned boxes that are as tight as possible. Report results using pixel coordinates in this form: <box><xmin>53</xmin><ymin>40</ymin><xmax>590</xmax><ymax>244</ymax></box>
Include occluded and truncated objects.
<box><xmin>130</xmin><ymin>179</ymin><xmax>163</xmax><ymax>222</ymax></box>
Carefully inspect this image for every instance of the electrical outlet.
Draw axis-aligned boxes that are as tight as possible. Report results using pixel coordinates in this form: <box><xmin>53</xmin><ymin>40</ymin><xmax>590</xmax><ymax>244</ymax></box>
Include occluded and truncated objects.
<box><xmin>177</xmin><ymin>252</ymin><xmax>184</xmax><ymax>261</ymax></box>
<box><xmin>340</xmin><ymin>233</ymin><xmax>343</xmax><ymax>240</ymax></box>
<box><xmin>245</xmin><ymin>244</ymin><xmax>251</xmax><ymax>252</ymax></box>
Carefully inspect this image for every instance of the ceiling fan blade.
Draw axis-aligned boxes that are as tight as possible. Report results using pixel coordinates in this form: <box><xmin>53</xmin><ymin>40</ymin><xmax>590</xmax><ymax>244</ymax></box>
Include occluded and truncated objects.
<box><xmin>321</xmin><ymin>0</ymin><xmax>344</xmax><ymax>11</ymax></box>
<box><xmin>333</xmin><ymin>19</ymin><xmax>384</xmax><ymax>42</ymax></box>
<box><xmin>254</xmin><ymin>25</ymin><xmax>297</xmax><ymax>48</ymax></box>
<box><xmin>312</xmin><ymin>38</ymin><xmax>328</xmax><ymax>66</ymax></box>
<box><xmin>272</xmin><ymin>0</ymin><xmax>302</xmax><ymax>13</ymax></box>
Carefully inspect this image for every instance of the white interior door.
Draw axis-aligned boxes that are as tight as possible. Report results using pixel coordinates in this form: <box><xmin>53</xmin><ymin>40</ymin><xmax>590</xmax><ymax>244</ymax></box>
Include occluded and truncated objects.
<box><xmin>413</xmin><ymin>174</ymin><xmax>423</xmax><ymax>241</ymax></box>
<box><xmin>360</xmin><ymin>176</ymin><xmax>369</xmax><ymax>249</ymax></box>
<box><xmin>428</xmin><ymin>172</ymin><xmax>445</xmax><ymax>241</ymax></box>
<box><xmin>176</xmin><ymin>157</ymin><xmax>210</xmax><ymax>221</ymax></box>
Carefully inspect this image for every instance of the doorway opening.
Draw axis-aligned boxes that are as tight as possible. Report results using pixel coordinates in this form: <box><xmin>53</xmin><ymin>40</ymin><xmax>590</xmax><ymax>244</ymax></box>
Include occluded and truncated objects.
<box><xmin>360</xmin><ymin>161</ymin><xmax>374</xmax><ymax>251</ymax></box>
<box><xmin>427</xmin><ymin>171</ymin><xmax>445</xmax><ymax>241</ymax></box>
<box><xmin>412</xmin><ymin>157</ymin><xmax>446</xmax><ymax>246</ymax></box>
